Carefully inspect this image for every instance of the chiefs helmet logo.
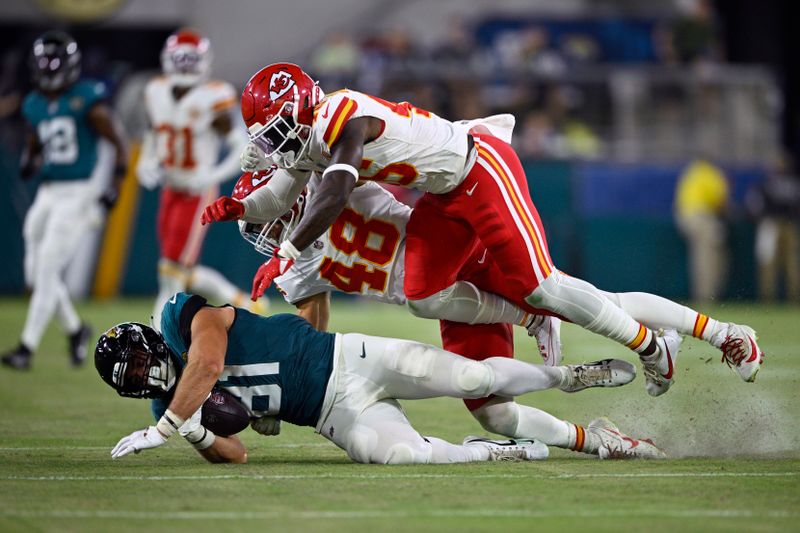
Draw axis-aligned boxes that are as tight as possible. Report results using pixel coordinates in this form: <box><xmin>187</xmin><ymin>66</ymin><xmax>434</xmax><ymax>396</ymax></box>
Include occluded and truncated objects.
<box><xmin>269</xmin><ymin>71</ymin><xmax>295</xmax><ymax>101</ymax></box>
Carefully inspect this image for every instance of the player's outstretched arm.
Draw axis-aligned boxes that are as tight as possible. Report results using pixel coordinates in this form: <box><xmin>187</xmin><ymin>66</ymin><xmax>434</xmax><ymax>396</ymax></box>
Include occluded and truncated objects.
<box><xmin>197</xmin><ymin>434</ymin><xmax>247</xmax><ymax>464</ymax></box>
<box><xmin>167</xmin><ymin>306</ymin><xmax>233</xmax><ymax>420</ymax></box>
<box><xmin>282</xmin><ymin>117</ymin><xmax>378</xmax><ymax>254</ymax></box>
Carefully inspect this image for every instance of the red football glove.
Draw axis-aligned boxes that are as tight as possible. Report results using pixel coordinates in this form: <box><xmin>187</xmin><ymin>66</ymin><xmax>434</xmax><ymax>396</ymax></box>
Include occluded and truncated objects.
<box><xmin>200</xmin><ymin>196</ymin><xmax>245</xmax><ymax>225</ymax></box>
<box><xmin>251</xmin><ymin>255</ymin><xmax>295</xmax><ymax>301</ymax></box>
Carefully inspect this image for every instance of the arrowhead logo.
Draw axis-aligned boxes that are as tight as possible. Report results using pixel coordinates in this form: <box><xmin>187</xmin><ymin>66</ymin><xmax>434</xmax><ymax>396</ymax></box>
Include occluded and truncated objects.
<box><xmin>269</xmin><ymin>71</ymin><xmax>295</xmax><ymax>101</ymax></box>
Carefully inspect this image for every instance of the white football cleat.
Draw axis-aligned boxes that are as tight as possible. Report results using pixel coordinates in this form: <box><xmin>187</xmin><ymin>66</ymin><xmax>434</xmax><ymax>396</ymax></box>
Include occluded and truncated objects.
<box><xmin>718</xmin><ymin>324</ymin><xmax>764</xmax><ymax>382</ymax></box>
<box><xmin>640</xmin><ymin>329</ymin><xmax>681</xmax><ymax>397</ymax></box>
<box><xmin>560</xmin><ymin>359</ymin><xmax>636</xmax><ymax>393</ymax></box>
<box><xmin>588</xmin><ymin>417</ymin><xmax>666</xmax><ymax>460</ymax></box>
<box><xmin>526</xmin><ymin>315</ymin><xmax>562</xmax><ymax>366</ymax></box>
<box><xmin>463</xmin><ymin>436</ymin><xmax>549</xmax><ymax>461</ymax></box>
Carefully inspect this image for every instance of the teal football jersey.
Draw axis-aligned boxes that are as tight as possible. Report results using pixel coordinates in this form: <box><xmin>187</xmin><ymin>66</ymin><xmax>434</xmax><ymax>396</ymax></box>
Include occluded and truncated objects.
<box><xmin>22</xmin><ymin>79</ymin><xmax>108</xmax><ymax>181</ymax></box>
<box><xmin>155</xmin><ymin>292</ymin><xmax>335</xmax><ymax>427</ymax></box>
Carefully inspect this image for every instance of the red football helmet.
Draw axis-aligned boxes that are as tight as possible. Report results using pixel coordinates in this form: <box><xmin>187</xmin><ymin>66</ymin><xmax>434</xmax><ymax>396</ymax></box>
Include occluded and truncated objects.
<box><xmin>161</xmin><ymin>28</ymin><xmax>212</xmax><ymax>86</ymax></box>
<box><xmin>233</xmin><ymin>166</ymin><xmax>308</xmax><ymax>258</ymax></box>
<box><xmin>241</xmin><ymin>63</ymin><xmax>324</xmax><ymax>169</ymax></box>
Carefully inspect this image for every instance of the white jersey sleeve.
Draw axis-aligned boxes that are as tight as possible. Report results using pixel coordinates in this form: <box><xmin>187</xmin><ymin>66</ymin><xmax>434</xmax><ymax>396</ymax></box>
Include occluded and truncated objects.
<box><xmin>241</xmin><ymin>167</ymin><xmax>312</xmax><ymax>223</ymax></box>
<box><xmin>274</xmin><ymin>177</ymin><xmax>410</xmax><ymax>306</ymax></box>
<box><xmin>307</xmin><ymin>90</ymin><xmax>472</xmax><ymax>194</ymax></box>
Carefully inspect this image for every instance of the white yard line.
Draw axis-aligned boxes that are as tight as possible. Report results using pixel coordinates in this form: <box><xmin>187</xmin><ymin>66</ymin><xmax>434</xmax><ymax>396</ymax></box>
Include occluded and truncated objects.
<box><xmin>0</xmin><ymin>509</ymin><xmax>796</xmax><ymax>520</ymax></box>
<box><xmin>1</xmin><ymin>472</ymin><xmax>797</xmax><ymax>482</ymax></box>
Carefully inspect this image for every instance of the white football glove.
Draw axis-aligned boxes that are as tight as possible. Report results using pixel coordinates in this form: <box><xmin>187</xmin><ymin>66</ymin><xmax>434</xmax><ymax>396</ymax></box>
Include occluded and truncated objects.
<box><xmin>178</xmin><ymin>405</ymin><xmax>203</xmax><ymax>439</ymax></box>
<box><xmin>241</xmin><ymin>142</ymin><xmax>270</xmax><ymax>172</ymax></box>
<box><xmin>250</xmin><ymin>415</ymin><xmax>281</xmax><ymax>436</ymax></box>
<box><xmin>111</xmin><ymin>426</ymin><xmax>167</xmax><ymax>459</ymax></box>
<box><xmin>136</xmin><ymin>158</ymin><xmax>164</xmax><ymax>191</ymax></box>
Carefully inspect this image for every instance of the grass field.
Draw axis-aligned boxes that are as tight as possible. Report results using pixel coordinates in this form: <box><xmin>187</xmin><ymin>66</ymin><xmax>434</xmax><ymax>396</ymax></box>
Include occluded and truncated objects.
<box><xmin>0</xmin><ymin>296</ymin><xmax>798</xmax><ymax>532</ymax></box>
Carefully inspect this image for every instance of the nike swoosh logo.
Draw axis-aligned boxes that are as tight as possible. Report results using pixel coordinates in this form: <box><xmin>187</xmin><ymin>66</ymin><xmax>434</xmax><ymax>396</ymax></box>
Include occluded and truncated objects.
<box><xmin>466</xmin><ymin>182</ymin><xmax>478</xmax><ymax>196</ymax></box>
<box><xmin>360</xmin><ymin>342</ymin><xmax>367</xmax><ymax>359</ymax></box>
<box><xmin>169</xmin><ymin>294</ymin><xmax>178</xmax><ymax>305</ymax></box>
<box><xmin>321</xmin><ymin>104</ymin><xmax>330</xmax><ymax>119</ymax></box>
<box><xmin>661</xmin><ymin>342</ymin><xmax>674</xmax><ymax>380</ymax></box>
<box><xmin>477</xmin><ymin>249</ymin><xmax>487</xmax><ymax>264</ymax></box>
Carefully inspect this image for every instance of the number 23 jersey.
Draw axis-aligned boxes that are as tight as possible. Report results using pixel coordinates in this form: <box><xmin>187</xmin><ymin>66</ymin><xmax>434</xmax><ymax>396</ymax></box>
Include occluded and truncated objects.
<box><xmin>274</xmin><ymin>175</ymin><xmax>410</xmax><ymax>305</ymax></box>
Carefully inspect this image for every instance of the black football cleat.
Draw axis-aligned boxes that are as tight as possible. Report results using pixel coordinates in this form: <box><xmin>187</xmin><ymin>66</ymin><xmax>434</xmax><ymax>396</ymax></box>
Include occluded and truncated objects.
<box><xmin>68</xmin><ymin>323</ymin><xmax>92</xmax><ymax>367</ymax></box>
<box><xmin>1</xmin><ymin>345</ymin><xmax>32</xmax><ymax>370</ymax></box>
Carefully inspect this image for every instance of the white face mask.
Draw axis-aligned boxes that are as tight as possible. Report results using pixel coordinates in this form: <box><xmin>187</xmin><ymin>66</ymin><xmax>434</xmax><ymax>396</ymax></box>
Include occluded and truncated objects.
<box><xmin>147</xmin><ymin>357</ymin><xmax>177</xmax><ymax>392</ymax></box>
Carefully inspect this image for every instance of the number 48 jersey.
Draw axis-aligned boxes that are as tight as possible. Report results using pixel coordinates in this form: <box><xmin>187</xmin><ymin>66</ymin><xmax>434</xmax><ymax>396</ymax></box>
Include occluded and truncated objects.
<box><xmin>143</xmin><ymin>76</ymin><xmax>237</xmax><ymax>188</ymax></box>
<box><xmin>274</xmin><ymin>175</ymin><xmax>411</xmax><ymax>305</ymax></box>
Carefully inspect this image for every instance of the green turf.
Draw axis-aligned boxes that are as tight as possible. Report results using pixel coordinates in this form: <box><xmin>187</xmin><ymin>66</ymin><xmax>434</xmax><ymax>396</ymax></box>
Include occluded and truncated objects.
<box><xmin>0</xmin><ymin>297</ymin><xmax>798</xmax><ymax>532</ymax></box>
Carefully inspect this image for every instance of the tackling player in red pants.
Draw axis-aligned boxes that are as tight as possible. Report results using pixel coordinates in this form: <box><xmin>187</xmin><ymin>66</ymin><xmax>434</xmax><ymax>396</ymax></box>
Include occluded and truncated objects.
<box><xmin>204</xmin><ymin>63</ymin><xmax>764</xmax><ymax>395</ymax></box>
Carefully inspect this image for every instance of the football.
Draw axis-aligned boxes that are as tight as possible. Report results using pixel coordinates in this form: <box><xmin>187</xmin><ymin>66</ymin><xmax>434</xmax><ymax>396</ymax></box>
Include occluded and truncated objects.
<box><xmin>201</xmin><ymin>388</ymin><xmax>250</xmax><ymax>437</ymax></box>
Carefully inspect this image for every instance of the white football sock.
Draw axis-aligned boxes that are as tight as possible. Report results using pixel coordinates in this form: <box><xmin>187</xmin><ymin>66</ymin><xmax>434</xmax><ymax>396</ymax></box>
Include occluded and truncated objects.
<box><xmin>55</xmin><ymin>284</ymin><xmax>81</xmax><ymax>335</ymax></box>
<box><xmin>600</xmin><ymin>290</ymin><xmax>726</xmax><ymax>346</ymax></box>
<box><xmin>484</xmin><ymin>357</ymin><xmax>566</xmax><ymax>397</ymax></box>
<box><xmin>152</xmin><ymin>260</ymin><xmax>188</xmax><ymax>331</ymax></box>
<box><xmin>527</xmin><ymin>270</ymin><xmax>655</xmax><ymax>354</ymax></box>
<box><xmin>426</xmin><ymin>436</ymin><xmax>487</xmax><ymax>462</ymax></box>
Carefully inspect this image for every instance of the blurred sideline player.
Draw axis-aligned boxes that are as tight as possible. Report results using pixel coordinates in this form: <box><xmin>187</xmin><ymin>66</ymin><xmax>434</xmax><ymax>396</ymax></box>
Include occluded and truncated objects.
<box><xmin>212</xmin><ymin>63</ymin><xmax>763</xmax><ymax>397</ymax></box>
<box><xmin>213</xmin><ymin>168</ymin><xmax>770</xmax><ymax>452</ymax></box>
<box><xmin>136</xmin><ymin>28</ymin><xmax>262</xmax><ymax>330</ymax></box>
<box><xmin>95</xmin><ymin>293</ymin><xmax>662</xmax><ymax>464</ymax></box>
<box><xmin>1</xmin><ymin>32</ymin><xmax>127</xmax><ymax>370</ymax></box>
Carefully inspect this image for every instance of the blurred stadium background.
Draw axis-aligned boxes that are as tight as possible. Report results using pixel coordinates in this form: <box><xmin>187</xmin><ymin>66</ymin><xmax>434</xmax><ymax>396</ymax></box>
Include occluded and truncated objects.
<box><xmin>2</xmin><ymin>1</ymin><xmax>799</xmax><ymax>530</ymax></box>
<box><xmin>0</xmin><ymin>0</ymin><xmax>797</xmax><ymax>304</ymax></box>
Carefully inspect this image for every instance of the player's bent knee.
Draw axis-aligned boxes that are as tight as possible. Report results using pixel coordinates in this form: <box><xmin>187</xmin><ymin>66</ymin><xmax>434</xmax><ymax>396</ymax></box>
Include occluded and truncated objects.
<box><xmin>406</xmin><ymin>294</ymin><xmax>444</xmax><ymax>319</ymax></box>
<box><xmin>346</xmin><ymin>425</ymin><xmax>380</xmax><ymax>464</ymax></box>
<box><xmin>454</xmin><ymin>361</ymin><xmax>494</xmax><ymax>398</ymax></box>
<box><xmin>382</xmin><ymin>442</ymin><xmax>421</xmax><ymax>465</ymax></box>
<box><xmin>471</xmin><ymin>401</ymin><xmax>520</xmax><ymax>436</ymax></box>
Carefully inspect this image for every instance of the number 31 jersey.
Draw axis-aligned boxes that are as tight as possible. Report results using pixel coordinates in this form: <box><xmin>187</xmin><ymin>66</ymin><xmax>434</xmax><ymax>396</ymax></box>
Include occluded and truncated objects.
<box><xmin>274</xmin><ymin>175</ymin><xmax>410</xmax><ymax>305</ymax></box>
<box><xmin>143</xmin><ymin>77</ymin><xmax>237</xmax><ymax>188</ymax></box>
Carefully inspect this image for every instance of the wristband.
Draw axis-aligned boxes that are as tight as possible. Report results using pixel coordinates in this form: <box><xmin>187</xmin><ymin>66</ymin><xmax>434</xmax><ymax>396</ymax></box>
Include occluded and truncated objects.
<box><xmin>278</xmin><ymin>240</ymin><xmax>301</xmax><ymax>260</ymax></box>
<box><xmin>322</xmin><ymin>163</ymin><xmax>359</xmax><ymax>182</ymax></box>
<box><xmin>184</xmin><ymin>426</ymin><xmax>216</xmax><ymax>450</ymax></box>
<box><xmin>155</xmin><ymin>409</ymin><xmax>184</xmax><ymax>439</ymax></box>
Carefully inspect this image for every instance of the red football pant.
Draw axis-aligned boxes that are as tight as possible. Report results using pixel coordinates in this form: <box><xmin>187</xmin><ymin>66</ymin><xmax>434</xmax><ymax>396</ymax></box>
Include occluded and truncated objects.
<box><xmin>157</xmin><ymin>186</ymin><xmax>218</xmax><ymax>266</ymax></box>
<box><xmin>404</xmin><ymin>134</ymin><xmax>555</xmax><ymax>303</ymax></box>
<box><xmin>440</xmin><ymin>320</ymin><xmax>514</xmax><ymax>412</ymax></box>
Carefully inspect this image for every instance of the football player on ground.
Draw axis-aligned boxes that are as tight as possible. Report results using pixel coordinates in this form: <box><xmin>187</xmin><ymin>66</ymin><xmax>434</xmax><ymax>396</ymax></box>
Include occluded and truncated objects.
<box><xmin>136</xmin><ymin>29</ymin><xmax>263</xmax><ymax>330</ymax></box>
<box><xmin>95</xmin><ymin>292</ymin><xmax>665</xmax><ymax>464</ymax></box>
<box><xmin>1</xmin><ymin>32</ymin><xmax>127</xmax><ymax>370</ymax></box>
<box><xmin>204</xmin><ymin>63</ymin><xmax>764</xmax><ymax>397</ymax></box>
<box><xmin>208</xmin><ymin>167</ymin><xmax>770</xmax><ymax>455</ymax></box>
